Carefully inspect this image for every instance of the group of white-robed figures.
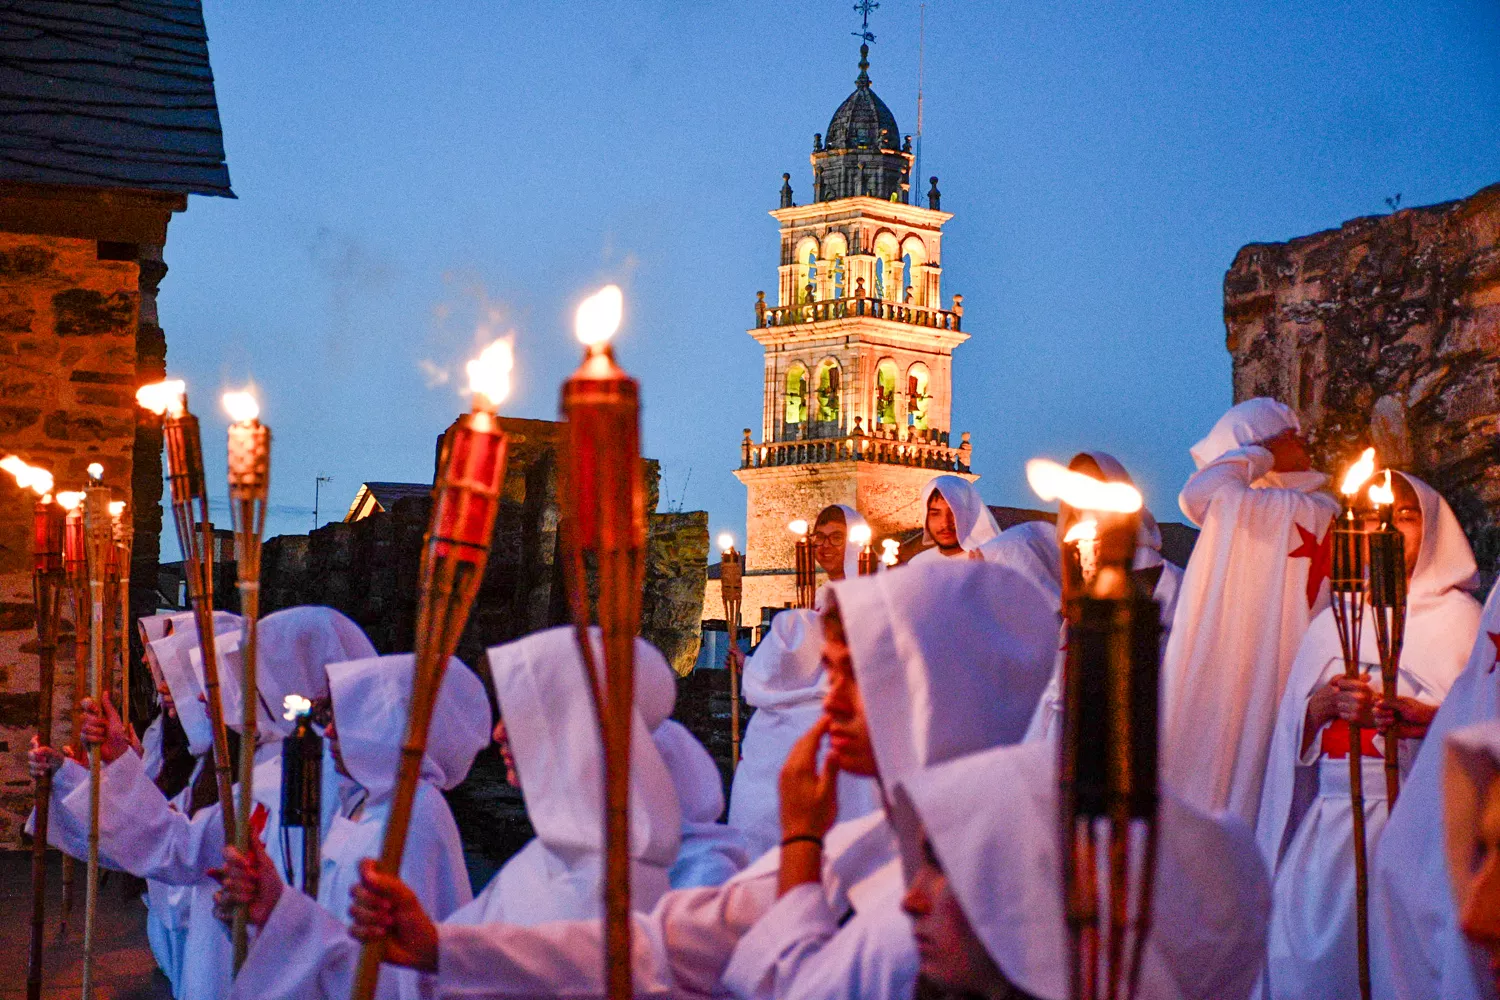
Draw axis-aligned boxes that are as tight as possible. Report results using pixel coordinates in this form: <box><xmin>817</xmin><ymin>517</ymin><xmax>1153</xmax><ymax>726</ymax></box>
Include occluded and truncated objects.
<box><xmin>25</xmin><ymin>397</ymin><xmax>1500</xmax><ymax>1000</ymax></box>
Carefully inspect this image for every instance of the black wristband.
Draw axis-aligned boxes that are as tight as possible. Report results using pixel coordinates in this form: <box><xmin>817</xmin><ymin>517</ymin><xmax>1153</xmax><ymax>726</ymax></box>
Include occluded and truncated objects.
<box><xmin>781</xmin><ymin>834</ymin><xmax>823</xmax><ymax>850</ymax></box>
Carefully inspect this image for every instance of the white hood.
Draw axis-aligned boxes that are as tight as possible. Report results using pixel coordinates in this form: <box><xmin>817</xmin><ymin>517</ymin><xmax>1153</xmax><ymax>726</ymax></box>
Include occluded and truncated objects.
<box><xmin>149</xmin><ymin>611</ymin><xmax>242</xmax><ymax>756</ymax></box>
<box><xmin>918</xmin><ymin>475</ymin><xmax>1000</xmax><ymax>553</ymax></box>
<box><xmin>741</xmin><ymin>608</ymin><xmax>825</xmax><ymax>712</ymax></box>
<box><xmin>328</xmin><ymin>654</ymin><xmax>489</xmax><ymax>802</ymax></box>
<box><xmin>485</xmin><ymin>626</ymin><xmax>681</xmax><ymax>868</ymax></box>
<box><xmin>893</xmin><ymin>741</ymin><xmax>1272</xmax><ymax>1000</ymax></box>
<box><xmin>827</xmin><ymin>559</ymin><xmax>1058</xmax><ymax>788</ymax></box>
<box><xmin>1188</xmin><ymin>397</ymin><xmax>1299</xmax><ymax>470</ymax></box>
<box><xmin>214</xmin><ymin>606</ymin><xmax>376</xmax><ymax>742</ymax></box>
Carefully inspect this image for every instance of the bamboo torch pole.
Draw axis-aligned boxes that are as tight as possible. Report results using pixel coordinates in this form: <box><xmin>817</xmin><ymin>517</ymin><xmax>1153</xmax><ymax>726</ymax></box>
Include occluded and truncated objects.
<box><xmin>80</xmin><ymin>467</ymin><xmax>111</xmax><ymax>1000</ymax></box>
<box><xmin>58</xmin><ymin>491</ymin><xmax>86</xmax><ymax>937</ymax></box>
<box><xmin>4</xmin><ymin>458</ymin><xmax>62</xmax><ymax>1000</ymax></box>
<box><xmin>348</xmin><ymin>342</ymin><xmax>513</xmax><ymax>1000</ymax></box>
<box><xmin>558</xmin><ymin>285</ymin><xmax>645</xmax><ymax>1000</ymax></box>
<box><xmin>225</xmin><ymin>390</ymin><xmax>270</xmax><ymax>969</ymax></box>
<box><xmin>789</xmin><ymin>520</ymin><xmax>815</xmax><ymax>609</ymax></box>
<box><xmin>1331</xmin><ymin>448</ymin><xmax>1376</xmax><ymax>1000</ymax></box>
<box><xmin>136</xmin><ymin>381</ymin><xmax>237</xmax><ymax>841</ymax></box>
<box><xmin>1366</xmin><ymin>471</ymin><xmax>1407</xmax><ymax>807</ymax></box>
<box><xmin>717</xmin><ymin>535</ymin><xmax>743</xmax><ymax>768</ymax></box>
<box><xmin>112</xmin><ymin>503</ymin><xmax>132</xmax><ymax>741</ymax></box>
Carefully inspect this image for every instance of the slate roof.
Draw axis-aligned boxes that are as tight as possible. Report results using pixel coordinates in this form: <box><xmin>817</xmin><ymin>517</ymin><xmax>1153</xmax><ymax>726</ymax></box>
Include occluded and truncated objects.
<box><xmin>824</xmin><ymin>45</ymin><xmax>900</xmax><ymax>154</ymax></box>
<box><xmin>345</xmin><ymin>482</ymin><xmax>431</xmax><ymax>522</ymax></box>
<box><xmin>0</xmin><ymin>0</ymin><xmax>232</xmax><ymax>196</ymax></box>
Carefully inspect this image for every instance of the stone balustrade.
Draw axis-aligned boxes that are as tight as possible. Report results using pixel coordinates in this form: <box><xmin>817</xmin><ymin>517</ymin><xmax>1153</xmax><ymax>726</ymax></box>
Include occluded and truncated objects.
<box><xmin>755</xmin><ymin>294</ymin><xmax>962</xmax><ymax>332</ymax></box>
<box><xmin>741</xmin><ymin>426</ymin><xmax>971</xmax><ymax>473</ymax></box>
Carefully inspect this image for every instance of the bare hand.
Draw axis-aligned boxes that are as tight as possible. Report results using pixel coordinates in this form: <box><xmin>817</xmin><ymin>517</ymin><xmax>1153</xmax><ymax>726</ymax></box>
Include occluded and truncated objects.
<box><xmin>349</xmin><ymin>859</ymin><xmax>439</xmax><ymax>973</ymax></box>
<box><xmin>725</xmin><ymin>644</ymin><xmax>746</xmax><ymax>673</ymax></box>
<box><xmin>1374</xmin><ymin>696</ymin><xmax>1438</xmax><ymax>740</ymax></box>
<box><xmin>780</xmin><ymin>716</ymin><xmax>840</xmax><ymax>842</ymax></box>
<box><xmin>210</xmin><ymin>839</ymin><xmax>282</xmax><ymax>927</ymax></box>
<box><xmin>157</xmin><ymin>682</ymin><xmax>177</xmax><ymax>719</ymax></box>
<box><xmin>1330</xmin><ymin>676</ymin><xmax>1378</xmax><ymax>728</ymax></box>
<box><xmin>80</xmin><ymin>693</ymin><xmax>132</xmax><ymax>765</ymax></box>
<box><xmin>28</xmin><ymin>735</ymin><xmax>66</xmax><ymax>779</ymax></box>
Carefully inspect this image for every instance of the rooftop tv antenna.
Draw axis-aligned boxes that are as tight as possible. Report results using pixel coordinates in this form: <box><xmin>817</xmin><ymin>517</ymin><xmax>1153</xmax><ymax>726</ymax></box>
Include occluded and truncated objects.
<box><xmin>853</xmin><ymin>0</ymin><xmax>878</xmax><ymax>44</ymax></box>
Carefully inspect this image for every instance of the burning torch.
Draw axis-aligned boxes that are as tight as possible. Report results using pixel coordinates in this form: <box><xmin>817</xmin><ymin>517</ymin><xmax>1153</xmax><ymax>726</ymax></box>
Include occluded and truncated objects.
<box><xmin>849</xmin><ymin>523</ymin><xmax>877</xmax><ymax>576</ymax></box>
<box><xmin>788</xmin><ymin>519</ymin><xmax>816</xmax><ymax>608</ymax></box>
<box><xmin>81</xmin><ymin>466</ymin><xmax>111</xmax><ymax>999</ymax></box>
<box><xmin>1027</xmin><ymin>458</ymin><xmax>1156</xmax><ymax>1000</ymax></box>
<box><xmin>879</xmin><ymin>538</ymin><xmax>899</xmax><ymax>569</ymax></box>
<box><xmin>1332</xmin><ymin>446</ymin><xmax>1376</xmax><ymax>1000</ymax></box>
<box><xmin>135</xmin><ymin>381</ymin><xmax>237</xmax><ymax>843</ymax></box>
<box><xmin>56</xmin><ymin>488</ymin><xmax>84</xmax><ymax>936</ymax></box>
<box><xmin>555</xmin><ymin>284</ymin><xmax>644</xmax><ymax>1000</ymax></box>
<box><xmin>1365</xmin><ymin>471</ymin><xmax>1406</xmax><ymax>807</ymax></box>
<box><xmin>3</xmin><ymin>456</ymin><xmax>61</xmax><ymax>1000</ymax></box>
<box><xmin>349</xmin><ymin>340</ymin><xmax>513</xmax><ymax>1000</ymax></box>
<box><xmin>279</xmin><ymin>694</ymin><xmax>322</xmax><ymax>898</ymax></box>
<box><xmin>718</xmin><ymin>533</ymin><xmax>743</xmax><ymax>768</ymax></box>
<box><xmin>224</xmin><ymin>388</ymin><xmax>270</xmax><ymax>969</ymax></box>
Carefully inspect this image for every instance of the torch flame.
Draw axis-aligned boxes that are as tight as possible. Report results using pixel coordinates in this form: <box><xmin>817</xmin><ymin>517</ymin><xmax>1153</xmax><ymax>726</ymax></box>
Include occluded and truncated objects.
<box><xmin>575</xmin><ymin>285</ymin><xmax>623</xmax><ymax>349</ymax></box>
<box><xmin>787</xmin><ymin>519</ymin><xmax>809</xmax><ymax>537</ymax></box>
<box><xmin>465</xmin><ymin>339</ymin><xmax>514</xmax><ymax>411</ymax></box>
<box><xmin>1064</xmin><ymin>519</ymin><xmax>1099</xmax><ymax>544</ymax></box>
<box><xmin>108</xmin><ymin>500</ymin><xmax>125</xmax><ymax>519</ymax></box>
<box><xmin>847</xmin><ymin>523</ymin><xmax>872</xmax><ymax>546</ymax></box>
<box><xmin>1025</xmin><ymin>459</ymin><xmax>1143</xmax><ymax>513</ymax></box>
<box><xmin>717</xmin><ymin>532</ymin><xmax>736</xmax><ymax>553</ymax></box>
<box><xmin>282</xmin><ymin>693</ymin><xmax>312</xmax><ymax>722</ymax></box>
<box><xmin>87</xmin><ymin>463</ymin><xmax>103</xmax><ymax>481</ymax></box>
<box><xmin>880</xmin><ymin>538</ymin><xmax>899</xmax><ymax>566</ymax></box>
<box><xmin>1340</xmin><ymin>447</ymin><xmax>1376</xmax><ymax>496</ymax></box>
<box><xmin>1368</xmin><ymin>470</ymin><xmax>1395</xmax><ymax>507</ymax></box>
<box><xmin>222</xmin><ymin>389</ymin><xmax>260</xmax><ymax>424</ymax></box>
<box><xmin>56</xmin><ymin>491</ymin><xmax>84</xmax><ymax>511</ymax></box>
<box><xmin>136</xmin><ymin>380</ymin><xmax>187</xmax><ymax>418</ymax></box>
<box><xmin>1</xmin><ymin>455</ymin><xmax>53</xmax><ymax>496</ymax></box>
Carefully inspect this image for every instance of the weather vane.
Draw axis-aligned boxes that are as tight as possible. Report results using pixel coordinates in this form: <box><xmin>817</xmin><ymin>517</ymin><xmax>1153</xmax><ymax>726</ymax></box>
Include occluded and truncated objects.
<box><xmin>853</xmin><ymin>0</ymin><xmax>878</xmax><ymax>44</ymax></box>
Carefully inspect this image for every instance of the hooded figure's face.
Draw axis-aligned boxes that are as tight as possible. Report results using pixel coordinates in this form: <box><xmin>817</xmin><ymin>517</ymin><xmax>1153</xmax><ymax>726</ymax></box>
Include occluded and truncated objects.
<box><xmin>812</xmin><ymin>511</ymin><xmax>848</xmax><ymax>579</ymax></box>
<box><xmin>926</xmin><ymin>493</ymin><xmax>960</xmax><ymax>552</ymax></box>
<box><xmin>820</xmin><ymin>606</ymin><xmax>877</xmax><ymax>777</ymax></box>
<box><xmin>1260</xmin><ymin>427</ymin><xmax>1312</xmax><ymax>473</ymax></box>
<box><xmin>902</xmin><ymin>826</ymin><xmax>1010</xmax><ymax>998</ymax></box>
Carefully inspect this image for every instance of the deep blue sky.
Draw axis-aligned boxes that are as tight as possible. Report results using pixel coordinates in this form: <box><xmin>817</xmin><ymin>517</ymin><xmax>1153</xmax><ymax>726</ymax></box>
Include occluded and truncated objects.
<box><xmin>163</xmin><ymin>1</ymin><xmax>1500</xmax><ymax>548</ymax></box>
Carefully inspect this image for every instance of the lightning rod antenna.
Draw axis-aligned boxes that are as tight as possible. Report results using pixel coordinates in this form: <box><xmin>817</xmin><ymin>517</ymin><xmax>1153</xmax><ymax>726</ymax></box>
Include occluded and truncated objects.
<box><xmin>913</xmin><ymin>2</ymin><xmax>925</xmax><ymax>205</ymax></box>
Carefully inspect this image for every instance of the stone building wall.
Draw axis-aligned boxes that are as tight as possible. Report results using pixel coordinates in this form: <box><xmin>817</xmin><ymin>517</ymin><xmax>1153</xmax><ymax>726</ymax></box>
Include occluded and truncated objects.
<box><xmin>1224</xmin><ymin>182</ymin><xmax>1500</xmax><ymax>569</ymax></box>
<box><xmin>0</xmin><ymin>232</ymin><xmax>143</xmax><ymax>845</ymax></box>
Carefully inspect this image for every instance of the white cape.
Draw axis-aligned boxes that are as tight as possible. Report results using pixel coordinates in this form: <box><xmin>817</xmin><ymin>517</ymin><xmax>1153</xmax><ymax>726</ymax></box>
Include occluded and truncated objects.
<box><xmin>1161</xmin><ymin>442</ymin><xmax>1338</xmax><ymax>825</ymax></box>
<box><xmin>655</xmin><ymin>720</ymin><xmax>749</xmax><ymax>889</ymax></box>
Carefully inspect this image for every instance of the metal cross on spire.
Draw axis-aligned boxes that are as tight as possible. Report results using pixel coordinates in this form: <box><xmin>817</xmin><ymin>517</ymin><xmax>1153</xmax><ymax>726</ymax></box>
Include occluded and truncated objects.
<box><xmin>852</xmin><ymin>0</ymin><xmax>878</xmax><ymax>44</ymax></box>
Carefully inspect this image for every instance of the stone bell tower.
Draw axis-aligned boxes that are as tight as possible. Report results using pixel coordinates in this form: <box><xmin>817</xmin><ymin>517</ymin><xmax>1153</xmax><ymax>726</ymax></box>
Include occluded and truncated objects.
<box><xmin>733</xmin><ymin>42</ymin><xmax>976</xmax><ymax>618</ymax></box>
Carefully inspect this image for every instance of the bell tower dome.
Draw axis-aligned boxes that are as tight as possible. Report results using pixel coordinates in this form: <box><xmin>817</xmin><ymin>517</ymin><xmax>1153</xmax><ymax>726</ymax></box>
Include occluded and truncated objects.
<box><xmin>732</xmin><ymin>37</ymin><xmax>977</xmax><ymax>619</ymax></box>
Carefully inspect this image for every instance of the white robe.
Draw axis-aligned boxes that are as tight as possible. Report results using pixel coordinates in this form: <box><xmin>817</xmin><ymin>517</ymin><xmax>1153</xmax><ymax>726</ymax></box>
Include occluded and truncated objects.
<box><xmin>727</xmin><ymin>609</ymin><xmax>880</xmax><ymax>861</ymax></box>
<box><xmin>655</xmin><ymin>720</ymin><xmax>749</xmax><ymax>889</ymax></box>
<box><xmin>721</xmin><ymin>560</ymin><xmax>1060</xmax><ymax>1000</ymax></box>
<box><xmin>1161</xmin><ymin>441</ymin><xmax>1338</xmax><ymax>825</ymax></box>
<box><xmin>452</xmin><ymin>629</ymin><xmax>683</xmax><ymax>925</ymax></box>
<box><xmin>1371</xmin><ymin>585</ymin><xmax>1500</xmax><ymax>1000</ymax></box>
<box><xmin>1257</xmin><ymin>471</ymin><xmax>1481</xmax><ymax>1000</ymax></box>
<box><xmin>231</xmin><ymin>653</ymin><xmax>488</xmax><ymax>1000</ymax></box>
<box><xmin>893</xmin><ymin>740</ymin><xmax>1272</xmax><ymax>1000</ymax></box>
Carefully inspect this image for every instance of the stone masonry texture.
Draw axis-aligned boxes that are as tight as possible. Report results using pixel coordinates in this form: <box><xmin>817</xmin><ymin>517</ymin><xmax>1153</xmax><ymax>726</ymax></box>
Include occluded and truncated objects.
<box><xmin>1225</xmin><ymin>182</ymin><xmax>1500</xmax><ymax>571</ymax></box>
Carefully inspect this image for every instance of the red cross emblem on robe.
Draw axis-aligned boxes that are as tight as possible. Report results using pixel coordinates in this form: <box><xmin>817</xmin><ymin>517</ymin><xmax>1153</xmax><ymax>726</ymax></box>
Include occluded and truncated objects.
<box><xmin>1289</xmin><ymin>523</ymin><xmax>1333</xmax><ymax>610</ymax></box>
<box><xmin>1486</xmin><ymin>632</ymin><xmax>1500</xmax><ymax>674</ymax></box>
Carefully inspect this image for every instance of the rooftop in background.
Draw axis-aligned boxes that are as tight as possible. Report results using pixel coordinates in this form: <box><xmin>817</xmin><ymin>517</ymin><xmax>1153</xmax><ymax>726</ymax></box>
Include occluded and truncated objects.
<box><xmin>345</xmin><ymin>481</ymin><xmax>431</xmax><ymax>522</ymax></box>
<box><xmin>0</xmin><ymin>0</ymin><xmax>232</xmax><ymax>197</ymax></box>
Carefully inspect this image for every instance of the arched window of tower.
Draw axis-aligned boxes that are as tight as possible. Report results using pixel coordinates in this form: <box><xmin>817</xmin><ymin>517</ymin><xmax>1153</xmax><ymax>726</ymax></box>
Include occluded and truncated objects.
<box><xmin>784</xmin><ymin>363</ymin><xmax>809</xmax><ymax>432</ymax></box>
<box><xmin>900</xmin><ymin>236</ymin><xmax>927</xmax><ymax>305</ymax></box>
<box><xmin>873</xmin><ymin>231</ymin><xmax>900</xmax><ymax>301</ymax></box>
<box><xmin>814</xmin><ymin>358</ymin><xmax>842</xmax><ymax>432</ymax></box>
<box><xmin>906</xmin><ymin>362</ymin><xmax>931</xmax><ymax>432</ymax></box>
<box><xmin>875</xmin><ymin>359</ymin><xmax>899</xmax><ymax>429</ymax></box>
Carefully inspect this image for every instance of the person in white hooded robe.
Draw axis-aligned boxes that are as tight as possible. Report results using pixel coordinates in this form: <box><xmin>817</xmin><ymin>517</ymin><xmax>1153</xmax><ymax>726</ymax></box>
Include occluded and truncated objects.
<box><xmin>894</xmin><ymin>740</ymin><xmax>1272</xmax><ymax>1000</ymax></box>
<box><xmin>328</xmin><ymin>559</ymin><xmax>1055</xmax><ymax>1000</ymax></box>
<box><xmin>977</xmin><ymin>451</ymin><xmax>1184</xmax><ymax>745</ymax></box>
<box><xmin>727</xmin><ymin>608</ymin><xmax>880</xmax><ymax>861</ymax></box>
<box><xmin>31</xmin><ymin>606</ymin><xmax>374</xmax><ymax>1000</ymax></box>
<box><xmin>907</xmin><ymin>475</ymin><xmax>1000</xmax><ymax>564</ymax></box>
<box><xmin>1370</xmin><ymin>578</ymin><xmax>1500</xmax><ymax>999</ymax></box>
<box><xmin>29</xmin><ymin>607</ymin><xmax>242</xmax><ymax>997</ymax></box>
<box><xmin>1161</xmin><ymin>398</ymin><xmax>1340</xmax><ymax>825</ymax></box>
<box><xmin>655</xmin><ymin>719</ymin><xmax>750</xmax><ymax>889</ymax></box>
<box><xmin>1255</xmin><ymin>471</ymin><xmax>1481</xmax><ymax>999</ymax></box>
<box><xmin>718</xmin><ymin>559</ymin><xmax>1061</xmax><ymax>1000</ymax></box>
<box><xmin>1440</xmin><ymin>720</ymin><xmax>1500</xmax><ymax>999</ymax></box>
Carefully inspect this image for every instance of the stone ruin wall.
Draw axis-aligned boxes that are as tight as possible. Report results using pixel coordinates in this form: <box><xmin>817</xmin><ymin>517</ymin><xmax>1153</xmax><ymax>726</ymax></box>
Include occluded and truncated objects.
<box><xmin>1225</xmin><ymin>182</ymin><xmax>1500</xmax><ymax>571</ymax></box>
<box><xmin>0</xmin><ymin>232</ymin><xmax>167</xmax><ymax>845</ymax></box>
